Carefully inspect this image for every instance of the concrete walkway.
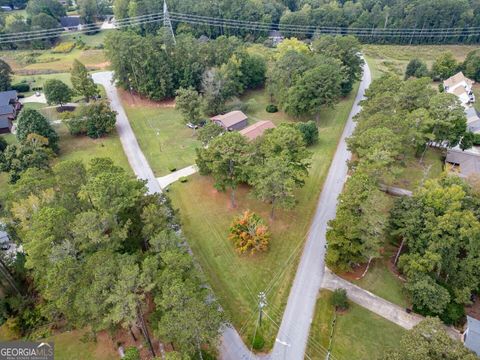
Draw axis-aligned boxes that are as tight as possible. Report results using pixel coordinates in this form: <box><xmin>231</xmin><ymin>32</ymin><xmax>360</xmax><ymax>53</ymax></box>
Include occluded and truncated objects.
<box><xmin>157</xmin><ymin>165</ymin><xmax>198</xmax><ymax>189</ymax></box>
<box><xmin>92</xmin><ymin>71</ymin><xmax>162</xmax><ymax>194</ymax></box>
<box><xmin>322</xmin><ymin>268</ymin><xmax>461</xmax><ymax>339</ymax></box>
<box><xmin>20</xmin><ymin>93</ymin><xmax>46</xmax><ymax>104</ymax></box>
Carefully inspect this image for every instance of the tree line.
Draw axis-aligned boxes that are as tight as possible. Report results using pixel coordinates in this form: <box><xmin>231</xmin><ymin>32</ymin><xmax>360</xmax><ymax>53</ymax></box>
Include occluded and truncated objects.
<box><xmin>326</xmin><ymin>74</ymin><xmax>476</xmax><ymax>324</ymax></box>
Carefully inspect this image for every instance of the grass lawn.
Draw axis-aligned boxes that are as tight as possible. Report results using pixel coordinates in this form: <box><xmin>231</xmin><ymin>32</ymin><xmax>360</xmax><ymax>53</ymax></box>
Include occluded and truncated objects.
<box><xmin>363</xmin><ymin>44</ymin><xmax>479</xmax><ymax>80</ymax></box>
<box><xmin>166</xmin><ymin>84</ymin><xmax>360</xmax><ymax>349</ymax></box>
<box><xmin>307</xmin><ymin>290</ymin><xmax>404</xmax><ymax>360</ymax></box>
<box><xmin>121</xmin><ymin>93</ymin><xmax>201</xmax><ymax>176</ymax></box>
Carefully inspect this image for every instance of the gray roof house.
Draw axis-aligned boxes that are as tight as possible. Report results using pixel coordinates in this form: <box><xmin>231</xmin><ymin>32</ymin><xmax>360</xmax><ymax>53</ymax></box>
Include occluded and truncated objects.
<box><xmin>60</xmin><ymin>16</ymin><xmax>82</xmax><ymax>31</ymax></box>
<box><xmin>211</xmin><ymin>111</ymin><xmax>248</xmax><ymax>131</ymax></box>
<box><xmin>0</xmin><ymin>90</ymin><xmax>20</xmax><ymax>133</ymax></box>
<box><xmin>466</xmin><ymin>107</ymin><xmax>480</xmax><ymax>133</ymax></box>
<box><xmin>446</xmin><ymin>147</ymin><xmax>480</xmax><ymax>177</ymax></box>
<box><xmin>464</xmin><ymin>316</ymin><xmax>480</xmax><ymax>356</ymax></box>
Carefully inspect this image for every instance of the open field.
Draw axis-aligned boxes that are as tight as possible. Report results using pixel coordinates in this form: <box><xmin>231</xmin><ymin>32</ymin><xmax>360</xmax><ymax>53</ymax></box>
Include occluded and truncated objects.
<box><xmin>363</xmin><ymin>44</ymin><xmax>480</xmax><ymax>80</ymax></box>
<box><xmin>166</xmin><ymin>84</ymin><xmax>360</xmax><ymax>349</ymax></box>
<box><xmin>306</xmin><ymin>290</ymin><xmax>404</xmax><ymax>360</ymax></box>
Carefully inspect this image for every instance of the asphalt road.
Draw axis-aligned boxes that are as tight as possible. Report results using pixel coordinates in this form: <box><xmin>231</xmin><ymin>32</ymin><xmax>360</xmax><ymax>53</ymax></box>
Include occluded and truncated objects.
<box><xmin>220</xmin><ymin>61</ymin><xmax>372</xmax><ymax>360</ymax></box>
<box><xmin>92</xmin><ymin>71</ymin><xmax>162</xmax><ymax>194</ymax></box>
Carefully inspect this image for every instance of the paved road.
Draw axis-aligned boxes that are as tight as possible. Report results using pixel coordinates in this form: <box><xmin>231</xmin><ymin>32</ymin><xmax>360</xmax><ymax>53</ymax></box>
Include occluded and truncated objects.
<box><xmin>92</xmin><ymin>71</ymin><xmax>162</xmax><ymax>194</ymax></box>
<box><xmin>220</xmin><ymin>61</ymin><xmax>372</xmax><ymax>359</ymax></box>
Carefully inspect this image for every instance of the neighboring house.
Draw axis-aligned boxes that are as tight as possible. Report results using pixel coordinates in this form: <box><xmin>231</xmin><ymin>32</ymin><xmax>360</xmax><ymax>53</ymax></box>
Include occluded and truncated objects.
<box><xmin>445</xmin><ymin>147</ymin><xmax>480</xmax><ymax>177</ymax></box>
<box><xmin>444</xmin><ymin>72</ymin><xmax>475</xmax><ymax>105</ymax></box>
<box><xmin>465</xmin><ymin>107</ymin><xmax>480</xmax><ymax>133</ymax></box>
<box><xmin>268</xmin><ymin>30</ymin><xmax>284</xmax><ymax>46</ymax></box>
<box><xmin>60</xmin><ymin>16</ymin><xmax>82</xmax><ymax>31</ymax></box>
<box><xmin>211</xmin><ymin>110</ymin><xmax>248</xmax><ymax>131</ymax></box>
<box><xmin>0</xmin><ymin>90</ymin><xmax>21</xmax><ymax>134</ymax></box>
<box><xmin>463</xmin><ymin>316</ymin><xmax>480</xmax><ymax>356</ymax></box>
<box><xmin>0</xmin><ymin>6</ymin><xmax>12</xmax><ymax>11</ymax></box>
<box><xmin>239</xmin><ymin>120</ymin><xmax>276</xmax><ymax>141</ymax></box>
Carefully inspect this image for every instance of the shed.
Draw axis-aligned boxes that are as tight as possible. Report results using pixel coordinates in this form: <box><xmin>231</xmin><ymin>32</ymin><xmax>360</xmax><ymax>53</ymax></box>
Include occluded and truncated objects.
<box><xmin>464</xmin><ymin>316</ymin><xmax>480</xmax><ymax>356</ymax></box>
<box><xmin>60</xmin><ymin>16</ymin><xmax>82</xmax><ymax>30</ymax></box>
<box><xmin>239</xmin><ymin>120</ymin><xmax>275</xmax><ymax>140</ymax></box>
<box><xmin>211</xmin><ymin>110</ymin><xmax>248</xmax><ymax>131</ymax></box>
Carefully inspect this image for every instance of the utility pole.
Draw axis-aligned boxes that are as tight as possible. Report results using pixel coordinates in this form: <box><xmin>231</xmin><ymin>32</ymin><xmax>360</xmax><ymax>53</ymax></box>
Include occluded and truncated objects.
<box><xmin>258</xmin><ymin>291</ymin><xmax>267</xmax><ymax>327</ymax></box>
<box><xmin>163</xmin><ymin>0</ymin><xmax>176</xmax><ymax>44</ymax></box>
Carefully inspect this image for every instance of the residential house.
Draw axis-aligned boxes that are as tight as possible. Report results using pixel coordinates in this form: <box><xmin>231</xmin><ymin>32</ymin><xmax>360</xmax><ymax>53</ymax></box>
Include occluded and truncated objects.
<box><xmin>443</xmin><ymin>72</ymin><xmax>475</xmax><ymax>105</ymax></box>
<box><xmin>268</xmin><ymin>30</ymin><xmax>284</xmax><ymax>46</ymax></box>
<box><xmin>463</xmin><ymin>316</ymin><xmax>480</xmax><ymax>356</ymax></box>
<box><xmin>211</xmin><ymin>110</ymin><xmax>248</xmax><ymax>131</ymax></box>
<box><xmin>60</xmin><ymin>16</ymin><xmax>83</xmax><ymax>31</ymax></box>
<box><xmin>465</xmin><ymin>107</ymin><xmax>480</xmax><ymax>133</ymax></box>
<box><xmin>0</xmin><ymin>90</ymin><xmax>21</xmax><ymax>134</ymax></box>
<box><xmin>445</xmin><ymin>147</ymin><xmax>480</xmax><ymax>177</ymax></box>
<box><xmin>239</xmin><ymin>120</ymin><xmax>276</xmax><ymax>140</ymax></box>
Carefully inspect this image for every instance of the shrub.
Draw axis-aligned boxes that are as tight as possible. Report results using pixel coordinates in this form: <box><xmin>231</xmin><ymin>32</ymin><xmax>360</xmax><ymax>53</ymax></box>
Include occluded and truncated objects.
<box><xmin>229</xmin><ymin>210</ymin><xmax>270</xmax><ymax>255</ymax></box>
<box><xmin>440</xmin><ymin>302</ymin><xmax>465</xmax><ymax>326</ymax></box>
<box><xmin>251</xmin><ymin>332</ymin><xmax>265</xmax><ymax>350</ymax></box>
<box><xmin>473</xmin><ymin>133</ymin><xmax>480</xmax><ymax>146</ymax></box>
<box><xmin>331</xmin><ymin>289</ymin><xmax>349</xmax><ymax>311</ymax></box>
<box><xmin>123</xmin><ymin>347</ymin><xmax>140</xmax><ymax>360</ymax></box>
<box><xmin>11</xmin><ymin>83</ymin><xmax>30</xmax><ymax>93</ymax></box>
<box><xmin>169</xmin><ymin>167</ymin><xmax>177</xmax><ymax>172</ymax></box>
<box><xmin>51</xmin><ymin>42</ymin><xmax>76</xmax><ymax>54</ymax></box>
<box><xmin>266</xmin><ymin>104</ymin><xmax>278</xmax><ymax>113</ymax></box>
<box><xmin>296</xmin><ymin>120</ymin><xmax>319</xmax><ymax>146</ymax></box>
<box><xmin>179</xmin><ymin>176</ymin><xmax>188</xmax><ymax>183</ymax></box>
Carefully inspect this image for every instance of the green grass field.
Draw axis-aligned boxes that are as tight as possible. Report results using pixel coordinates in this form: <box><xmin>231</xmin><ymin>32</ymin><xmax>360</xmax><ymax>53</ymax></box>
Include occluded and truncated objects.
<box><xmin>165</xmin><ymin>84</ymin><xmax>360</xmax><ymax>349</ymax></box>
<box><xmin>307</xmin><ymin>290</ymin><xmax>404</xmax><ymax>360</ymax></box>
<box><xmin>363</xmin><ymin>44</ymin><xmax>479</xmax><ymax>80</ymax></box>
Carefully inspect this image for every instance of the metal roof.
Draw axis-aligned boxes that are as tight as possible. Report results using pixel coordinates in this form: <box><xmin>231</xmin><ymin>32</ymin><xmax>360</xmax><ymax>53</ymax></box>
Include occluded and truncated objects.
<box><xmin>465</xmin><ymin>316</ymin><xmax>480</xmax><ymax>356</ymax></box>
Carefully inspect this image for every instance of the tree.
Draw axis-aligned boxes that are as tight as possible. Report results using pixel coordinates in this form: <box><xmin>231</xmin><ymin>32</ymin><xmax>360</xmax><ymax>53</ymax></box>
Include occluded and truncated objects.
<box><xmin>197</xmin><ymin>122</ymin><xmax>224</xmax><ymax>146</ymax></box>
<box><xmin>70</xmin><ymin>59</ymin><xmax>99</xmax><ymax>102</ymax></box>
<box><xmin>284</xmin><ymin>58</ymin><xmax>343</xmax><ymax>120</ymax></box>
<box><xmin>383</xmin><ymin>317</ymin><xmax>478</xmax><ymax>360</ymax></box>
<box><xmin>123</xmin><ymin>347</ymin><xmax>140</xmax><ymax>360</ymax></box>
<box><xmin>0</xmin><ymin>59</ymin><xmax>12</xmax><ymax>91</ymax></box>
<box><xmin>331</xmin><ymin>289</ymin><xmax>349</xmax><ymax>311</ymax></box>
<box><xmin>26</xmin><ymin>0</ymin><xmax>65</xmax><ymax>20</ymax></box>
<box><xmin>431</xmin><ymin>53</ymin><xmax>458</xmax><ymax>80</ymax></box>
<box><xmin>405</xmin><ymin>276</ymin><xmax>450</xmax><ymax>315</ymax></box>
<box><xmin>228</xmin><ymin>210</ymin><xmax>270</xmax><ymax>254</ymax></box>
<box><xmin>296</xmin><ymin>121</ymin><xmax>318</xmax><ymax>146</ymax></box>
<box><xmin>312</xmin><ymin>35</ymin><xmax>363</xmax><ymax>95</ymax></box>
<box><xmin>84</xmin><ymin>102</ymin><xmax>116</xmax><ymax>138</ymax></box>
<box><xmin>463</xmin><ymin>49</ymin><xmax>480</xmax><ymax>82</ymax></box>
<box><xmin>44</xmin><ymin>79</ymin><xmax>72</xmax><ymax>110</ymax></box>
<box><xmin>16</xmin><ymin>109</ymin><xmax>59</xmax><ymax>152</ymax></box>
<box><xmin>405</xmin><ymin>58</ymin><xmax>429</xmax><ymax>80</ymax></box>
<box><xmin>275</xmin><ymin>38</ymin><xmax>310</xmax><ymax>58</ymax></box>
<box><xmin>175</xmin><ymin>87</ymin><xmax>203</xmax><ymax>129</ymax></box>
<box><xmin>428</xmin><ymin>93</ymin><xmax>467</xmax><ymax>147</ymax></box>
<box><xmin>196</xmin><ymin>132</ymin><xmax>248</xmax><ymax>207</ymax></box>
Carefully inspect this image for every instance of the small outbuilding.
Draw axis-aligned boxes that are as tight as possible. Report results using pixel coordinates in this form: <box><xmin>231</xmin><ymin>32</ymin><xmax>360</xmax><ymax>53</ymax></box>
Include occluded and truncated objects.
<box><xmin>60</xmin><ymin>16</ymin><xmax>83</xmax><ymax>31</ymax></box>
<box><xmin>239</xmin><ymin>120</ymin><xmax>276</xmax><ymax>140</ymax></box>
<box><xmin>211</xmin><ymin>110</ymin><xmax>248</xmax><ymax>131</ymax></box>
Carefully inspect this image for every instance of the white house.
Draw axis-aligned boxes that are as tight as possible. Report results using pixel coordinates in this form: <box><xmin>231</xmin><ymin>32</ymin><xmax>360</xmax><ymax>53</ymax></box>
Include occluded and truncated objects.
<box><xmin>444</xmin><ymin>72</ymin><xmax>475</xmax><ymax>106</ymax></box>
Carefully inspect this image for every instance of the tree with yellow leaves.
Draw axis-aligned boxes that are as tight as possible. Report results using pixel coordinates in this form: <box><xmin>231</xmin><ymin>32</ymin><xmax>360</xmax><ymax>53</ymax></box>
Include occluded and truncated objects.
<box><xmin>228</xmin><ymin>210</ymin><xmax>270</xmax><ymax>255</ymax></box>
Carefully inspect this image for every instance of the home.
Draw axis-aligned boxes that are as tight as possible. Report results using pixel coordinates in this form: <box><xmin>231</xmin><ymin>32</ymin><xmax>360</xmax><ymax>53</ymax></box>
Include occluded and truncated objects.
<box><xmin>268</xmin><ymin>30</ymin><xmax>284</xmax><ymax>46</ymax></box>
<box><xmin>60</xmin><ymin>16</ymin><xmax>83</xmax><ymax>31</ymax></box>
<box><xmin>443</xmin><ymin>72</ymin><xmax>475</xmax><ymax>105</ymax></box>
<box><xmin>0</xmin><ymin>90</ymin><xmax>21</xmax><ymax>134</ymax></box>
<box><xmin>239</xmin><ymin>120</ymin><xmax>276</xmax><ymax>141</ymax></box>
<box><xmin>445</xmin><ymin>147</ymin><xmax>480</xmax><ymax>177</ymax></box>
<box><xmin>465</xmin><ymin>107</ymin><xmax>480</xmax><ymax>133</ymax></box>
<box><xmin>463</xmin><ymin>316</ymin><xmax>480</xmax><ymax>356</ymax></box>
<box><xmin>211</xmin><ymin>110</ymin><xmax>248</xmax><ymax>131</ymax></box>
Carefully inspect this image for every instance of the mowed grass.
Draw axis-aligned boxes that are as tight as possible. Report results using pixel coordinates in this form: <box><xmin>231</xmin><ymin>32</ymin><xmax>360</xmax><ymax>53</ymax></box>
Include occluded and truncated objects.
<box><xmin>121</xmin><ymin>93</ymin><xmax>200</xmax><ymax>176</ymax></box>
<box><xmin>167</xmin><ymin>84</ymin><xmax>360</xmax><ymax>349</ymax></box>
<box><xmin>363</xmin><ymin>44</ymin><xmax>480</xmax><ymax>80</ymax></box>
<box><xmin>307</xmin><ymin>290</ymin><xmax>404</xmax><ymax>360</ymax></box>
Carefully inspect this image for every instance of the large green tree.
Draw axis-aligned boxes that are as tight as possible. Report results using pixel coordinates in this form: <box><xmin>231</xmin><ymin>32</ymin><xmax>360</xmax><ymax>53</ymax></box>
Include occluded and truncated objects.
<box><xmin>16</xmin><ymin>109</ymin><xmax>59</xmax><ymax>152</ymax></box>
<box><xmin>0</xmin><ymin>59</ymin><xmax>12</xmax><ymax>91</ymax></box>
<box><xmin>70</xmin><ymin>59</ymin><xmax>99</xmax><ymax>102</ymax></box>
<box><xmin>175</xmin><ymin>87</ymin><xmax>203</xmax><ymax>129</ymax></box>
<box><xmin>44</xmin><ymin>79</ymin><xmax>73</xmax><ymax>110</ymax></box>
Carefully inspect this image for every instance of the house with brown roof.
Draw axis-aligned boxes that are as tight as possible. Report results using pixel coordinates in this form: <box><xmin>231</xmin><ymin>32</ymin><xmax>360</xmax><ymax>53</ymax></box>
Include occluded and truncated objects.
<box><xmin>239</xmin><ymin>120</ymin><xmax>276</xmax><ymax>140</ymax></box>
<box><xmin>0</xmin><ymin>90</ymin><xmax>20</xmax><ymax>134</ymax></box>
<box><xmin>211</xmin><ymin>110</ymin><xmax>248</xmax><ymax>131</ymax></box>
<box><xmin>443</xmin><ymin>72</ymin><xmax>475</xmax><ymax>105</ymax></box>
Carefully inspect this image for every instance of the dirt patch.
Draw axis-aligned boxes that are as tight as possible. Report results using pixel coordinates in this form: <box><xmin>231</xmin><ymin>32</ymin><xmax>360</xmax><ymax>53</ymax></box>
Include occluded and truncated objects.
<box><xmin>119</xmin><ymin>88</ymin><xmax>176</xmax><ymax>108</ymax></box>
<box><xmin>87</xmin><ymin>61</ymin><xmax>111</xmax><ymax>69</ymax></box>
<box><xmin>337</xmin><ymin>262</ymin><xmax>368</xmax><ymax>281</ymax></box>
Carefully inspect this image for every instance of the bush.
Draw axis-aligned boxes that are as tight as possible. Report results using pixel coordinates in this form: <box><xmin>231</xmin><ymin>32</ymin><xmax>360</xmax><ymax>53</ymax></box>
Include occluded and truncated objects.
<box><xmin>11</xmin><ymin>83</ymin><xmax>30</xmax><ymax>93</ymax></box>
<box><xmin>179</xmin><ymin>176</ymin><xmax>188</xmax><ymax>183</ymax></box>
<box><xmin>266</xmin><ymin>104</ymin><xmax>278</xmax><ymax>113</ymax></box>
<box><xmin>169</xmin><ymin>167</ymin><xmax>177</xmax><ymax>172</ymax></box>
<box><xmin>440</xmin><ymin>302</ymin><xmax>465</xmax><ymax>326</ymax></box>
<box><xmin>331</xmin><ymin>289</ymin><xmax>349</xmax><ymax>311</ymax></box>
<box><xmin>51</xmin><ymin>42</ymin><xmax>76</xmax><ymax>54</ymax></box>
<box><xmin>473</xmin><ymin>133</ymin><xmax>480</xmax><ymax>146</ymax></box>
<box><xmin>251</xmin><ymin>332</ymin><xmax>265</xmax><ymax>350</ymax></box>
<box><xmin>296</xmin><ymin>120</ymin><xmax>319</xmax><ymax>146</ymax></box>
<box><xmin>123</xmin><ymin>347</ymin><xmax>140</xmax><ymax>360</ymax></box>
<box><xmin>229</xmin><ymin>210</ymin><xmax>270</xmax><ymax>255</ymax></box>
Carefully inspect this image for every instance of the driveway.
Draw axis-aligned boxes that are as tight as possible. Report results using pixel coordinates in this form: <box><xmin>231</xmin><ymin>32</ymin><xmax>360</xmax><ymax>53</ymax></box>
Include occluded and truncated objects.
<box><xmin>20</xmin><ymin>93</ymin><xmax>46</xmax><ymax>104</ymax></box>
<box><xmin>220</xmin><ymin>61</ymin><xmax>372</xmax><ymax>359</ymax></box>
<box><xmin>92</xmin><ymin>71</ymin><xmax>162</xmax><ymax>194</ymax></box>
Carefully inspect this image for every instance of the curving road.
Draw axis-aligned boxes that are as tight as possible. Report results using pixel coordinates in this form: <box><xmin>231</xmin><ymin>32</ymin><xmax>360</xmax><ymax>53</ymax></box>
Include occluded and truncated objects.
<box><xmin>92</xmin><ymin>71</ymin><xmax>162</xmax><ymax>194</ymax></box>
<box><xmin>220</xmin><ymin>61</ymin><xmax>372</xmax><ymax>360</ymax></box>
